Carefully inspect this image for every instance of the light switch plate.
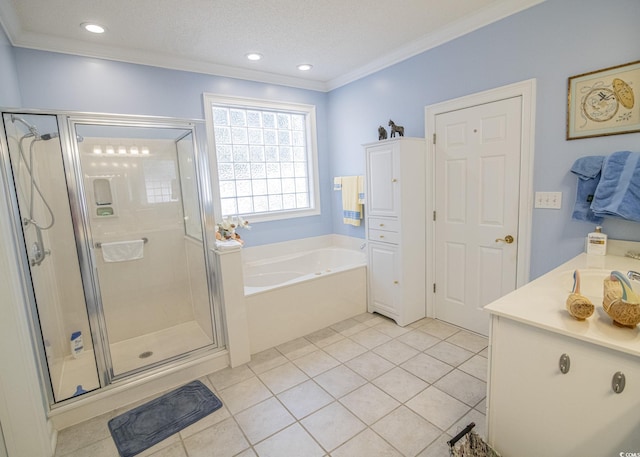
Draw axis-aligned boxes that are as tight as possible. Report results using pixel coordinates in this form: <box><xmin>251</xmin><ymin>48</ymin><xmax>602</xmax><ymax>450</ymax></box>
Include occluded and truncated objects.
<box><xmin>535</xmin><ymin>191</ymin><xmax>562</xmax><ymax>209</ymax></box>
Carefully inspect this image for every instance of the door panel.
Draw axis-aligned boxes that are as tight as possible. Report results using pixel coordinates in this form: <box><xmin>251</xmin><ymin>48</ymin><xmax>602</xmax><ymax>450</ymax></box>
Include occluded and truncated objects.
<box><xmin>434</xmin><ymin>97</ymin><xmax>522</xmax><ymax>335</ymax></box>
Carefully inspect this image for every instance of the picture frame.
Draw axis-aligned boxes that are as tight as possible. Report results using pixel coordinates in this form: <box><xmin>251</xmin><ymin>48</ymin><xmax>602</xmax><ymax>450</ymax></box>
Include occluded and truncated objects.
<box><xmin>567</xmin><ymin>60</ymin><xmax>640</xmax><ymax>140</ymax></box>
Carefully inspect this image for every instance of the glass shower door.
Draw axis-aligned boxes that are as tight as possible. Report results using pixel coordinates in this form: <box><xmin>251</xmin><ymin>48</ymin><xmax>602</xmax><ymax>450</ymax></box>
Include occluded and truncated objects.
<box><xmin>73</xmin><ymin>122</ymin><xmax>217</xmax><ymax>378</ymax></box>
<box><xmin>1</xmin><ymin>112</ymin><xmax>100</xmax><ymax>402</ymax></box>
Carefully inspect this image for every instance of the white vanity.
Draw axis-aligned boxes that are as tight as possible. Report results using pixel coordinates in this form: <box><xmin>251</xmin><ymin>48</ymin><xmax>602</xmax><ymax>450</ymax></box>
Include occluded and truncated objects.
<box><xmin>485</xmin><ymin>241</ymin><xmax>640</xmax><ymax>457</ymax></box>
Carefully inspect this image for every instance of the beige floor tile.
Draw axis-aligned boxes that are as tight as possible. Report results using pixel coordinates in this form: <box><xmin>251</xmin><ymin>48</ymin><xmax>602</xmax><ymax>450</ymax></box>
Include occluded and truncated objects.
<box><xmin>55</xmin><ymin>411</ymin><xmax>115</xmax><ymax>456</ymax></box>
<box><xmin>146</xmin><ymin>441</ymin><xmax>187</xmax><ymax>457</ymax></box>
<box><xmin>348</xmin><ymin>327</ymin><xmax>392</xmax><ymax>349</ymax></box>
<box><xmin>396</xmin><ymin>329</ymin><xmax>441</xmax><ymax>351</ymax></box>
<box><xmin>258</xmin><ymin>361</ymin><xmax>309</xmax><ymax>394</ymax></box>
<box><xmin>276</xmin><ymin>337</ymin><xmax>317</xmax><ymax>360</ymax></box>
<box><xmin>207</xmin><ymin>364</ymin><xmax>255</xmax><ymax>391</ymax></box>
<box><xmin>372</xmin><ymin>367</ymin><xmax>428</xmax><ymax>403</ymax></box>
<box><xmin>474</xmin><ymin>398</ymin><xmax>486</xmax><ymax>414</ymax></box>
<box><xmin>345</xmin><ymin>351</ymin><xmax>394</xmax><ymax>380</ymax></box>
<box><xmin>247</xmin><ymin>348</ymin><xmax>288</xmax><ymax>375</ymax></box>
<box><xmin>417</xmin><ymin>433</ymin><xmax>452</xmax><ymax>457</ymax></box>
<box><xmin>372</xmin><ymin>321</ymin><xmax>411</xmax><ymax>338</ymax></box>
<box><xmin>277</xmin><ymin>380</ymin><xmax>333</xmax><ymax>419</ymax></box>
<box><xmin>305</xmin><ymin>327</ymin><xmax>345</xmax><ymax>348</ymax></box>
<box><xmin>424</xmin><ymin>341</ymin><xmax>474</xmax><ymax>367</ymax></box>
<box><xmin>218</xmin><ymin>376</ymin><xmax>272</xmax><ymax>414</ymax></box>
<box><xmin>313</xmin><ymin>365</ymin><xmax>367</xmax><ymax>398</ymax></box>
<box><xmin>179</xmin><ymin>405</ymin><xmax>231</xmax><ymax>439</ymax></box>
<box><xmin>458</xmin><ymin>354</ymin><xmax>488</xmax><ymax>382</ymax></box>
<box><xmin>406</xmin><ymin>387</ymin><xmax>470</xmax><ymax>431</ymax></box>
<box><xmin>352</xmin><ymin>312</ymin><xmax>387</xmax><ymax>327</ymax></box>
<box><xmin>61</xmin><ymin>437</ymin><xmax>119</xmax><ymax>457</ymax></box>
<box><xmin>234</xmin><ymin>449</ymin><xmax>258</xmax><ymax>457</ymax></box>
<box><xmin>301</xmin><ymin>402</ymin><xmax>366</xmax><ymax>451</ymax></box>
<box><xmin>323</xmin><ymin>338</ymin><xmax>368</xmax><ymax>363</ymax></box>
<box><xmin>253</xmin><ymin>423</ymin><xmax>325</xmax><ymax>457</ymax></box>
<box><xmin>372</xmin><ymin>406</ymin><xmax>441</xmax><ymax>457</ymax></box>
<box><xmin>433</xmin><ymin>369</ymin><xmax>486</xmax><ymax>407</ymax></box>
<box><xmin>292</xmin><ymin>349</ymin><xmax>340</xmax><ymax>377</ymax></box>
<box><xmin>445</xmin><ymin>331</ymin><xmax>488</xmax><ymax>353</ymax></box>
<box><xmin>183</xmin><ymin>417</ymin><xmax>249</xmax><ymax>457</ymax></box>
<box><xmin>373</xmin><ymin>339</ymin><xmax>419</xmax><ymax>364</ymax></box>
<box><xmin>417</xmin><ymin>320</ymin><xmax>460</xmax><ymax>339</ymax></box>
<box><xmin>339</xmin><ymin>383</ymin><xmax>399</xmax><ymax>425</ymax></box>
<box><xmin>137</xmin><ymin>435</ymin><xmax>181</xmax><ymax>457</ymax></box>
<box><xmin>479</xmin><ymin>347</ymin><xmax>489</xmax><ymax>358</ymax></box>
<box><xmin>234</xmin><ymin>397</ymin><xmax>295</xmax><ymax>444</ymax></box>
<box><xmin>331</xmin><ymin>429</ymin><xmax>402</xmax><ymax>457</ymax></box>
<box><xmin>330</xmin><ymin>318</ymin><xmax>369</xmax><ymax>336</ymax></box>
<box><xmin>401</xmin><ymin>353</ymin><xmax>453</xmax><ymax>383</ymax></box>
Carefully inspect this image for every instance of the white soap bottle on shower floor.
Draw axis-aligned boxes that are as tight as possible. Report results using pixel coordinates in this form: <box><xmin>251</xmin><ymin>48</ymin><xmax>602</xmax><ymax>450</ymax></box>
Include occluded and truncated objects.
<box><xmin>70</xmin><ymin>331</ymin><xmax>83</xmax><ymax>358</ymax></box>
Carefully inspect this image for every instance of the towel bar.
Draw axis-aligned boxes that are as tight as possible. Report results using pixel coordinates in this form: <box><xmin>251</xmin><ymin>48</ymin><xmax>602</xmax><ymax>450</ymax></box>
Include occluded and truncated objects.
<box><xmin>95</xmin><ymin>237</ymin><xmax>148</xmax><ymax>249</ymax></box>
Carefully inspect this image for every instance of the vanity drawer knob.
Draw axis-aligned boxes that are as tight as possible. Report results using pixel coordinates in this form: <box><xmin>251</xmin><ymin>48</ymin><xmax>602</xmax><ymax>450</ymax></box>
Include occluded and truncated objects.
<box><xmin>559</xmin><ymin>353</ymin><xmax>570</xmax><ymax>374</ymax></box>
<box><xmin>612</xmin><ymin>371</ymin><xmax>626</xmax><ymax>394</ymax></box>
<box><xmin>379</xmin><ymin>223</ymin><xmax>384</xmax><ymax>227</ymax></box>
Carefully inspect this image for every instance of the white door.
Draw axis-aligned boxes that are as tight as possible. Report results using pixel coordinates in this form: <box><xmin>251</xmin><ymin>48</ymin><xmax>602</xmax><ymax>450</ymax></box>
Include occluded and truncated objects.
<box><xmin>434</xmin><ymin>97</ymin><xmax>522</xmax><ymax>335</ymax></box>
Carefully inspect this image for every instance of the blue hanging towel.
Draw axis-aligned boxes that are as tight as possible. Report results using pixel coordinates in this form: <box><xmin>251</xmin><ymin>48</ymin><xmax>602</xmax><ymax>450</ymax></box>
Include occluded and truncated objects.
<box><xmin>570</xmin><ymin>155</ymin><xmax>605</xmax><ymax>223</ymax></box>
<box><xmin>591</xmin><ymin>151</ymin><xmax>640</xmax><ymax>222</ymax></box>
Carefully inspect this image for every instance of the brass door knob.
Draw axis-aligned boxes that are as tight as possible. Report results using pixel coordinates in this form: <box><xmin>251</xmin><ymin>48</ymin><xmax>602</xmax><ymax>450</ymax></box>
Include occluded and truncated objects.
<box><xmin>495</xmin><ymin>235</ymin><xmax>514</xmax><ymax>244</ymax></box>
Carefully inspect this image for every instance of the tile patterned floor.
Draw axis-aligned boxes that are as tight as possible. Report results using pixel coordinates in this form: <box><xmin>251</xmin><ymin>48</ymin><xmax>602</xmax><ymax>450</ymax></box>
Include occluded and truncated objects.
<box><xmin>54</xmin><ymin>314</ymin><xmax>489</xmax><ymax>457</ymax></box>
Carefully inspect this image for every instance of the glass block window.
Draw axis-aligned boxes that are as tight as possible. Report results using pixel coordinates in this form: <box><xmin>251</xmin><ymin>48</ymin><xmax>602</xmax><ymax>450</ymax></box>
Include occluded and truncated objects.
<box><xmin>204</xmin><ymin>94</ymin><xmax>319</xmax><ymax>221</ymax></box>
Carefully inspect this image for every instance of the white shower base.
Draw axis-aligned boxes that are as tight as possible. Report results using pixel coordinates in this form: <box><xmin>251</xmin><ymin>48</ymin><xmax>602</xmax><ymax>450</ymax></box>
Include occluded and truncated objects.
<box><xmin>110</xmin><ymin>320</ymin><xmax>212</xmax><ymax>375</ymax></box>
<box><xmin>55</xmin><ymin>320</ymin><xmax>212</xmax><ymax>401</ymax></box>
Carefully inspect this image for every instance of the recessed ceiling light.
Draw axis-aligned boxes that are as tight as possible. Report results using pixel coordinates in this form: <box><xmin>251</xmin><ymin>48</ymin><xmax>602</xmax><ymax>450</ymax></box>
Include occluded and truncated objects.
<box><xmin>297</xmin><ymin>64</ymin><xmax>313</xmax><ymax>71</ymax></box>
<box><xmin>82</xmin><ymin>23</ymin><xmax>105</xmax><ymax>34</ymax></box>
<box><xmin>246</xmin><ymin>53</ymin><xmax>263</xmax><ymax>61</ymax></box>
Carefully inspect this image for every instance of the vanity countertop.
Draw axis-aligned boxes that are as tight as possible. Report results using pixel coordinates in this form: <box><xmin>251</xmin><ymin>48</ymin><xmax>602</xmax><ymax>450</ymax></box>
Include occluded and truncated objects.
<box><xmin>485</xmin><ymin>243</ymin><xmax>640</xmax><ymax>358</ymax></box>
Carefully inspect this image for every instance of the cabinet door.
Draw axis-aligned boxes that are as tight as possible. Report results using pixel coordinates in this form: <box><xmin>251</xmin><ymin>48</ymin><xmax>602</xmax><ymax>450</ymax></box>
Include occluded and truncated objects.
<box><xmin>366</xmin><ymin>144</ymin><xmax>399</xmax><ymax>217</ymax></box>
<box><xmin>368</xmin><ymin>242</ymin><xmax>400</xmax><ymax>318</ymax></box>
<box><xmin>488</xmin><ymin>318</ymin><xmax>640</xmax><ymax>457</ymax></box>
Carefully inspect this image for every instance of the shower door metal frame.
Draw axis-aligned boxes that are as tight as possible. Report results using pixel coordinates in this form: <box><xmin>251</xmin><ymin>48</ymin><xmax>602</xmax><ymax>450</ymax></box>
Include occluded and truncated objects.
<box><xmin>0</xmin><ymin>109</ymin><xmax>226</xmax><ymax>409</ymax></box>
<box><xmin>63</xmin><ymin>113</ymin><xmax>225</xmax><ymax>385</ymax></box>
<box><xmin>0</xmin><ymin>110</ymin><xmax>60</xmax><ymax>407</ymax></box>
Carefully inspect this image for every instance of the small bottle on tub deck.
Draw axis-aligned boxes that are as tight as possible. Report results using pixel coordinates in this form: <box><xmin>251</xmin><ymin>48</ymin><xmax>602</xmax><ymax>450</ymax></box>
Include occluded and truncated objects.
<box><xmin>586</xmin><ymin>226</ymin><xmax>607</xmax><ymax>256</ymax></box>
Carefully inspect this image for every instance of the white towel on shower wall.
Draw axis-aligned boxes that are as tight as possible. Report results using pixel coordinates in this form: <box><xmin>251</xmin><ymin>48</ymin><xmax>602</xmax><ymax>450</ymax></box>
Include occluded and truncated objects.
<box><xmin>101</xmin><ymin>240</ymin><xmax>144</xmax><ymax>262</ymax></box>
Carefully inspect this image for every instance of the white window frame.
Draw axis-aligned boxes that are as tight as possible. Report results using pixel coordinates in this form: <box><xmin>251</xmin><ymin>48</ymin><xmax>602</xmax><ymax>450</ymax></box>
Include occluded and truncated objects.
<box><xmin>203</xmin><ymin>93</ymin><xmax>320</xmax><ymax>223</ymax></box>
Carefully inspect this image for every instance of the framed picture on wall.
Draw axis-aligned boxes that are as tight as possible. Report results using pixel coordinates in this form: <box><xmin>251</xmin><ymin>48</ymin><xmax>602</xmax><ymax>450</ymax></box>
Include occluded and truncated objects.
<box><xmin>567</xmin><ymin>60</ymin><xmax>640</xmax><ymax>140</ymax></box>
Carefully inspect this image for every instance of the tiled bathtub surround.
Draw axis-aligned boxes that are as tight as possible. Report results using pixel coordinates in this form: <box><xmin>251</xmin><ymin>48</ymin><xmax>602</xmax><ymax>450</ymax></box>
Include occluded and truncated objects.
<box><xmin>54</xmin><ymin>314</ymin><xmax>488</xmax><ymax>457</ymax></box>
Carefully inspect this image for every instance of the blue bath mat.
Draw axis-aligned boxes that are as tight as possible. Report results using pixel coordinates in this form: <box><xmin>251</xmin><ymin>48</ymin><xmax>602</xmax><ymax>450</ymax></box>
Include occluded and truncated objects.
<box><xmin>108</xmin><ymin>380</ymin><xmax>222</xmax><ymax>457</ymax></box>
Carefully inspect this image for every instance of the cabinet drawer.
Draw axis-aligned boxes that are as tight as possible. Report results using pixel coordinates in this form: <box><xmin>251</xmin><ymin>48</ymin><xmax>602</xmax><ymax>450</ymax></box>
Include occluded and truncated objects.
<box><xmin>368</xmin><ymin>217</ymin><xmax>399</xmax><ymax>232</ymax></box>
<box><xmin>368</xmin><ymin>229</ymin><xmax>400</xmax><ymax>244</ymax></box>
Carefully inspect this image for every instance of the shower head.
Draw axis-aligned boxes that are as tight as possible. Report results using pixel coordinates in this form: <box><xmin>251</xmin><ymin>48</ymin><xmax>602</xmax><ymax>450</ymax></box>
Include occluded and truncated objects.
<box><xmin>39</xmin><ymin>132</ymin><xmax>59</xmax><ymax>141</ymax></box>
<box><xmin>11</xmin><ymin>115</ymin><xmax>39</xmax><ymax>138</ymax></box>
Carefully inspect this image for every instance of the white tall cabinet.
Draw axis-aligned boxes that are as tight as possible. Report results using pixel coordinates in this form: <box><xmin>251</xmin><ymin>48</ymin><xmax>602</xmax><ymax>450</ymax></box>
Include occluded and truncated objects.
<box><xmin>364</xmin><ymin>137</ymin><xmax>426</xmax><ymax>326</ymax></box>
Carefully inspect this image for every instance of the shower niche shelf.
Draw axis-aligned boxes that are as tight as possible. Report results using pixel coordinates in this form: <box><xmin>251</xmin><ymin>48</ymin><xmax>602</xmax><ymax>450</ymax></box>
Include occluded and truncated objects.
<box><xmin>91</xmin><ymin>177</ymin><xmax>117</xmax><ymax>218</ymax></box>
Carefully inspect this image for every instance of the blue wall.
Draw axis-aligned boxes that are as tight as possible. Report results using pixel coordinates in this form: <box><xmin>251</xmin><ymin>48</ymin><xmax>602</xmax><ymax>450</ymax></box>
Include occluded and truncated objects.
<box><xmin>0</xmin><ymin>26</ymin><xmax>21</xmax><ymax>107</ymax></box>
<box><xmin>4</xmin><ymin>0</ymin><xmax>640</xmax><ymax>277</ymax></box>
<box><xmin>13</xmin><ymin>50</ymin><xmax>333</xmax><ymax>246</ymax></box>
<box><xmin>328</xmin><ymin>0</ymin><xmax>640</xmax><ymax>278</ymax></box>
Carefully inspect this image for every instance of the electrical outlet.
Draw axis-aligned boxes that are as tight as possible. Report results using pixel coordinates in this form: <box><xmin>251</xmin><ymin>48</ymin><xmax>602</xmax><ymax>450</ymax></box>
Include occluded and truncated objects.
<box><xmin>535</xmin><ymin>191</ymin><xmax>562</xmax><ymax>209</ymax></box>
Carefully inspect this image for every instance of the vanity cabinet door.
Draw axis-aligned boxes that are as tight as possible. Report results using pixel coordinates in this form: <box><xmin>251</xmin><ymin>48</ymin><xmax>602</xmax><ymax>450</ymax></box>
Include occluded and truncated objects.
<box><xmin>488</xmin><ymin>317</ymin><xmax>640</xmax><ymax>457</ymax></box>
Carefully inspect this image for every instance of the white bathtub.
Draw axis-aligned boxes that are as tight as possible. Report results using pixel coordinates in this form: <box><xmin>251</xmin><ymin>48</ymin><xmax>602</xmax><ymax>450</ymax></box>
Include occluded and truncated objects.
<box><xmin>242</xmin><ymin>236</ymin><xmax>368</xmax><ymax>353</ymax></box>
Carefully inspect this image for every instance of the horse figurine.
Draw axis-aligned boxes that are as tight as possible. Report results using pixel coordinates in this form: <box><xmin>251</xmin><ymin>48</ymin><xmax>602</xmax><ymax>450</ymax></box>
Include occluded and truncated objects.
<box><xmin>388</xmin><ymin>120</ymin><xmax>404</xmax><ymax>137</ymax></box>
<box><xmin>378</xmin><ymin>126</ymin><xmax>387</xmax><ymax>140</ymax></box>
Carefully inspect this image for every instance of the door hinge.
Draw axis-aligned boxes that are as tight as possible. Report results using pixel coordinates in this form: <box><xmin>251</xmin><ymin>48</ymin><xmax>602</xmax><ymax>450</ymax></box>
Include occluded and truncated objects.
<box><xmin>433</xmin><ymin>283</ymin><xmax>436</xmax><ymax>293</ymax></box>
<box><xmin>433</xmin><ymin>211</ymin><xmax>436</xmax><ymax>221</ymax></box>
<box><xmin>432</xmin><ymin>133</ymin><xmax>436</xmax><ymax>144</ymax></box>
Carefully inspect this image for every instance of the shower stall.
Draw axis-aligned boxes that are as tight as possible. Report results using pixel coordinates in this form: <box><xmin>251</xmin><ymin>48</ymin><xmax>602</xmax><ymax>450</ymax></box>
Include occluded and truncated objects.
<box><xmin>0</xmin><ymin>111</ymin><xmax>223</xmax><ymax>405</ymax></box>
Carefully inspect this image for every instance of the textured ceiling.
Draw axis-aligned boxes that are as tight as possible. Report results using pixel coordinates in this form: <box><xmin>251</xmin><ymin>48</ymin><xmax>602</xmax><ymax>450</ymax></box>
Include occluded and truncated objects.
<box><xmin>0</xmin><ymin>0</ymin><xmax>545</xmax><ymax>91</ymax></box>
